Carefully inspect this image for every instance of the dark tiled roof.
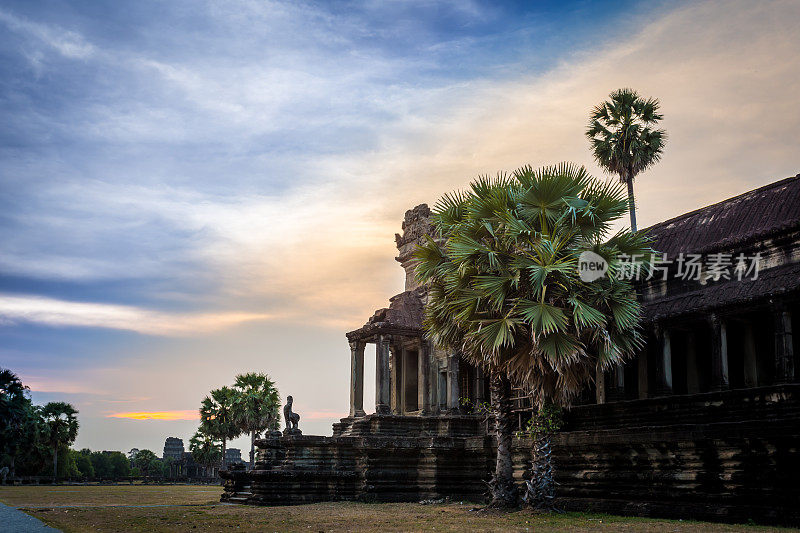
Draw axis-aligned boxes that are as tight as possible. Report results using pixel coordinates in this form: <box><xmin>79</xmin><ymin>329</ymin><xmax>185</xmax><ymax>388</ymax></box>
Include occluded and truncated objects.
<box><xmin>643</xmin><ymin>261</ymin><xmax>800</xmax><ymax>321</ymax></box>
<box><xmin>644</xmin><ymin>175</ymin><xmax>800</xmax><ymax>257</ymax></box>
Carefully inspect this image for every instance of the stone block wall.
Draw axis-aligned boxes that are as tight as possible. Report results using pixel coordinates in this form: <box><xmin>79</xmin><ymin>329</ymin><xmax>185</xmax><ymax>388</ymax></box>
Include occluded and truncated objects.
<box><xmin>224</xmin><ymin>384</ymin><xmax>800</xmax><ymax>526</ymax></box>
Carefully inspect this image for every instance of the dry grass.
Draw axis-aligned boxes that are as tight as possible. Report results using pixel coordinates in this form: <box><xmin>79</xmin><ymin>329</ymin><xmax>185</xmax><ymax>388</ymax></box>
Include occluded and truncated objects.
<box><xmin>0</xmin><ymin>485</ymin><xmax>794</xmax><ymax>533</ymax></box>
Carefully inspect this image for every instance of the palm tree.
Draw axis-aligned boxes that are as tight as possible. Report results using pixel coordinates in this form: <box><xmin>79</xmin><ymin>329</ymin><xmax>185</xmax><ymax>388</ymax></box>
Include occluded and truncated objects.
<box><xmin>586</xmin><ymin>88</ymin><xmax>666</xmax><ymax>232</ymax></box>
<box><xmin>414</xmin><ymin>163</ymin><xmax>650</xmax><ymax>507</ymax></box>
<box><xmin>1</xmin><ymin>368</ymin><xmax>30</xmax><ymax>478</ymax></box>
<box><xmin>189</xmin><ymin>429</ymin><xmax>222</xmax><ymax>477</ymax></box>
<box><xmin>41</xmin><ymin>402</ymin><xmax>79</xmax><ymax>481</ymax></box>
<box><xmin>199</xmin><ymin>386</ymin><xmax>240</xmax><ymax>470</ymax></box>
<box><xmin>232</xmin><ymin>373</ymin><xmax>280</xmax><ymax>469</ymax></box>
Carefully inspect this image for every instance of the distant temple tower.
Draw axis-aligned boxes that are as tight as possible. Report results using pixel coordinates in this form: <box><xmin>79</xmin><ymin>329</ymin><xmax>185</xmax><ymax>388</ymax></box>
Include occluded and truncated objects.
<box><xmin>162</xmin><ymin>437</ymin><xmax>184</xmax><ymax>461</ymax></box>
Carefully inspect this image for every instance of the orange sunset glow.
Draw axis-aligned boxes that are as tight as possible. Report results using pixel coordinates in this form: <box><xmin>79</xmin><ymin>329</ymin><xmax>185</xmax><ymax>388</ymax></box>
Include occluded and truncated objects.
<box><xmin>107</xmin><ymin>410</ymin><xmax>200</xmax><ymax>421</ymax></box>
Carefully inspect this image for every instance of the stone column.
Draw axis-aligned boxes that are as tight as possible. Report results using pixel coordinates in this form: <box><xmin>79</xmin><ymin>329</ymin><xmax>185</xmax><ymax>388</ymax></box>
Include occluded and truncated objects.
<box><xmin>686</xmin><ymin>331</ymin><xmax>700</xmax><ymax>394</ymax></box>
<box><xmin>417</xmin><ymin>338</ymin><xmax>431</xmax><ymax>414</ymax></box>
<box><xmin>774</xmin><ymin>303</ymin><xmax>795</xmax><ymax>384</ymax></box>
<box><xmin>653</xmin><ymin>324</ymin><xmax>673</xmax><ymax>396</ymax></box>
<box><xmin>656</xmin><ymin>328</ymin><xmax>672</xmax><ymax>396</ymax></box>
<box><xmin>349</xmin><ymin>341</ymin><xmax>366</xmax><ymax>417</ymax></box>
<box><xmin>447</xmin><ymin>353</ymin><xmax>461</xmax><ymax>412</ymax></box>
<box><xmin>606</xmin><ymin>366</ymin><xmax>626</xmax><ymax>402</ymax></box>
<box><xmin>743</xmin><ymin>321</ymin><xmax>759</xmax><ymax>388</ymax></box>
<box><xmin>474</xmin><ymin>366</ymin><xmax>486</xmax><ymax>406</ymax></box>
<box><xmin>710</xmin><ymin>314</ymin><xmax>729</xmax><ymax>391</ymax></box>
<box><xmin>375</xmin><ymin>335</ymin><xmax>391</xmax><ymax>414</ymax></box>
<box><xmin>389</xmin><ymin>343</ymin><xmax>401</xmax><ymax>414</ymax></box>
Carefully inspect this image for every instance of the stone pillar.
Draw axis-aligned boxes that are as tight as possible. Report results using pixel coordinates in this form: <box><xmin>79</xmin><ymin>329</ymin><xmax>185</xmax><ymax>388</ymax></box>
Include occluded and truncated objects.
<box><xmin>606</xmin><ymin>366</ymin><xmax>626</xmax><ymax>402</ymax></box>
<box><xmin>743</xmin><ymin>321</ymin><xmax>759</xmax><ymax>388</ymax></box>
<box><xmin>417</xmin><ymin>338</ymin><xmax>431</xmax><ymax>414</ymax></box>
<box><xmin>686</xmin><ymin>331</ymin><xmax>700</xmax><ymax>394</ymax></box>
<box><xmin>349</xmin><ymin>341</ymin><xmax>366</xmax><ymax>417</ymax></box>
<box><xmin>710</xmin><ymin>314</ymin><xmax>729</xmax><ymax>391</ymax></box>
<box><xmin>375</xmin><ymin>335</ymin><xmax>391</xmax><ymax>414</ymax></box>
<box><xmin>595</xmin><ymin>365</ymin><xmax>606</xmax><ymax>404</ymax></box>
<box><xmin>653</xmin><ymin>324</ymin><xmax>673</xmax><ymax>396</ymax></box>
<box><xmin>474</xmin><ymin>366</ymin><xmax>486</xmax><ymax>406</ymax></box>
<box><xmin>774</xmin><ymin>303</ymin><xmax>795</xmax><ymax>384</ymax></box>
<box><xmin>389</xmin><ymin>343</ymin><xmax>401</xmax><ymax>414</ymax></box>
<box><xmin>447</xmin><ymin>353</ymin><xmax>461</xmax><ymax>412</ymax></box>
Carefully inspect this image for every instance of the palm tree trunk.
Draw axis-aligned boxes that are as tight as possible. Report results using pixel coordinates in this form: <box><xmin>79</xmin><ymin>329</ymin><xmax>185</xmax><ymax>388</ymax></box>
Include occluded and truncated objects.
<box><xmin>250</xmin><ymin>432</ymin><xmax>256</xmax><ymax>470</ymax></box>
<box><xmin>221</xmin><ymin>438</ymin><xmax>227</xmax><ymax>471</ymax></box>
<box><xmin>625</xmin><ymin>175</ymin><xmax>637</xmax><ymax>232</ymax></box>
<box><xmin>524</xmin><ymin>434</ymin><xmax>556</xmax><ymax>510</ymax></box>
<box><xmin>489</xmin><ymin>372</ymin><xmax>517</xmax><ymax>507</ymax></box>
<box><xmin>53</xmin><ymin>447</ymin><xmax>58</xmax><ymax>481</ymax></box>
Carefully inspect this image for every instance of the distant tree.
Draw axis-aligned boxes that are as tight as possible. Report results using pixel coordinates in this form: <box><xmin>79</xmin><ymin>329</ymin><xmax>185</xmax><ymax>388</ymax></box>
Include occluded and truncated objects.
<box><xmin>232</xmin><ymin>372</ymin><xmax>280</xmax><ymax>469</ymax></box>
<box><xmin>58</xmin><ymin>447</ymin><xmax>79</xmax><ymax>479</ymax></box>
<box><xmin>200</xmin><ymin>386</ymin><xmax>240</xmax><ymax>470</ymax></box>
<box><xmin>189</xmin><ymin>429</ymin><xmax>222</xmax><ymax>477</ymax></box>
<box><xmin>41</xmin><ymin>402</ymin><xmax>79</xmax><ymax>481</ymax></box>
<box><xmin>73</xmin><ymin>449</ymin><xmax>94</xmax><ymax>479</ymax></box>
<box><xmin>90</xmin><ymin>451</ymin><xmax>112</xmax><ymax>478</ymax></box>
<box><xmin>586</xmin><ymin>88</ymin><xmax>666</xmax><ymax>232</ymax></box>
<box><xmin>133</xmin><ymin>449</ymin><xmax>161</xmax><ymax>477</ymax></box>
<box><xmin>108</xmin><ymin>451</ymin><xmax>131</xmax><ymax>478</ymax></box>
<box><xmin>1</xmin><ymin>369</ymin><xmax>44</xmax><ymax>478</ymax></box>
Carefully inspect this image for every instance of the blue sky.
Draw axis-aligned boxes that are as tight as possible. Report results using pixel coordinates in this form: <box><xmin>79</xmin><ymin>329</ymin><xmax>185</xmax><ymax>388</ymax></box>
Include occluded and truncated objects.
<box><xmin>1</xmin><ymin>0</ymin><xmax>799</xmax><ymax>453</ymax></box>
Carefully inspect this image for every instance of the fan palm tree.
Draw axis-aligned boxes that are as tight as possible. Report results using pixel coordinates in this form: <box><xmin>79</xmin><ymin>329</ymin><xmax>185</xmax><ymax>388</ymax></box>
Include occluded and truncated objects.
<box><xmin>414</xmin><ymin>163</ymin><xmax>651</xmax><ymax>507</ymax></box>
<box><xmin>1</xmin><ymin>368</ymin><xmax>32</xmax><ymax>478</ymax></box>
<box><xmin>232</xmin><ymin>372</ymin><xmax>280</xmax><ymax>469</ymax></box>
<box><xmin>41</xmin><ymin>402</ymin><xmax>79</xmax><ymax>481</ymax></box>
<box><xmin>199</xmin><ymin>386</ymin><xmax>240</xmax><ymax>470</ymax></box>
<box><xmin>586</xmin><ymin>88</ymin><xmax>666</xmax><ymax>232</ymax></box>
<box><xmin>189</xmin><ymin>429</ymin><xmax>222</xmax><ymax>477</ymax></box>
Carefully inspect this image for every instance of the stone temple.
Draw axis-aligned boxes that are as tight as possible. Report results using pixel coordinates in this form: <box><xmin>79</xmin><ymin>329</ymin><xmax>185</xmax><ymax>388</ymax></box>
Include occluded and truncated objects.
<box><xmin>222</xmin><ymin>175</ymin><xmax>800</xmax><ymax>526</ymax></box>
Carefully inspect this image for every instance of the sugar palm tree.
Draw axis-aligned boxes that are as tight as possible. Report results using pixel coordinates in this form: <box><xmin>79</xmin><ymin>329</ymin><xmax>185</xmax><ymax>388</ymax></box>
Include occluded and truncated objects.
<box><xmin>232</xmin><ymin>372</ymin><xmax>280</xmax><ymax>469</ymax></box>
<box><xmin>1</xmin><ymin>368</ymin><xmax>31</xmax><ymax>478</ymax></box>
<box><xmin>586</xmin><ymin>88</ymin><xmax>666</xmax><ymax>232</ymax></box>
<box><xmin>414</xmin><ymin>163</ymin><xmax>650</xmax><ymax>507</ymax></box>
<box><xmin>200</xmin><ymin>386</ymin><xmax>240</xmax><ymax>470</ymax></box>
<box><xmin>189</xmin><ymin>429</ymin><xmax>222</xmax><ymax>477</ymax></box>
<box><xmin>41</xmin><ymin>402</ymin><xmax>79</xmax><ymax>481</ymax></box>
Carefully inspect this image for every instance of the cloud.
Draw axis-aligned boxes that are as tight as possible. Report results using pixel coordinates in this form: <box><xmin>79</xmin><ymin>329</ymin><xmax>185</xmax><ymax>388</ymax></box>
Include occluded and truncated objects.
<box><xmin>0</xmin><ymin>294</ymin><xmax>273</xmax><ymax>336</ymax></box>
<box><xmin>0</xmin><ymin>9</ymin><xmax>95</xmax><ymax>59</ymax></box>
<box><xmin>107</xmin><ymin>410</ymin><xmax>199</xmax><ymax>421</ymax></box>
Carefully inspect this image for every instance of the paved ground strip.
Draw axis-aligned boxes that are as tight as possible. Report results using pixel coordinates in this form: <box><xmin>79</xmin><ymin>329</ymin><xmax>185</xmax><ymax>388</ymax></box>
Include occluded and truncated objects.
<box><xmin>0</xmin><ymin>501</ymin><xmax>60</xmax><ymax>532</ymax></box>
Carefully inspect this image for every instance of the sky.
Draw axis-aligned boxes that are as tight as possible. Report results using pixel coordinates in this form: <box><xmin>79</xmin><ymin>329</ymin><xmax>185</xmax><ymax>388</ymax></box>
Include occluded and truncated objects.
<box><xmin>1</xmin><ymin>0</ymin><xmax>799</xmax><ymax>454</ymax></box>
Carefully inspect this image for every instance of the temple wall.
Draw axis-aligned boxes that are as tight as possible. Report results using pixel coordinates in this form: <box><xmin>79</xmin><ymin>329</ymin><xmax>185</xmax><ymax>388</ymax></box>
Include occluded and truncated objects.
<box><xmin>225</xmin><ymin>384</ymin><xmax>800</xmax><ymax>526</ymax></box>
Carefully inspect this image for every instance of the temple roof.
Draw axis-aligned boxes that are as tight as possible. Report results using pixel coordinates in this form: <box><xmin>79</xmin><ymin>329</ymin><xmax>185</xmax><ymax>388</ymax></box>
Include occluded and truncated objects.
<box><xmin>644</xmin><ymin>174</ymin><xmax>800</xmax><ymax>257</ymax></box>
<box><xmin>642</xmin><ymin>173</ymin><xmax>800</xmax><ymax>321</ymax></box>
<box><xmin>346</xmin><ymin>288</ymin><xmax>425</xmax><ymax>342</ymax></box>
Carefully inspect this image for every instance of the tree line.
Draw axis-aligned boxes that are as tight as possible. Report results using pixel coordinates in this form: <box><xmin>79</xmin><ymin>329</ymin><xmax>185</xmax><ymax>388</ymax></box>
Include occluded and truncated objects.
<box><xmin>192</xmin><ymin>372</ymin><xmax>281</xmax><ymax>470</ymax></box>
<box><xmin>1</xmin><ymin>368</ymin><xmax>79</xmax><ymax>480</ymax></box>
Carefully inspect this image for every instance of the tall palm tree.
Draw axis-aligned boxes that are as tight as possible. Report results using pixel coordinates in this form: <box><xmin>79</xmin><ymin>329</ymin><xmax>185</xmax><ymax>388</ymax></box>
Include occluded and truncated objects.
<box><xmin>415</xmin><ymin>163</ymin><xmax>650</xmax><ymax>507</ymax></box>
<box><xmin>1</xmin><ymin>368</ymin><xmax>30</xmax><ymax>478</ymax></box>
<box><xmin>586</xmin><ymin>88</ymin><xmax>666</xmax><ymax>232</ymax></box>
<box><xmin>41</xmin><ymin>402</ymin><xmax>79</xmax><ymax>481</ymax></box>
<box><xmin>232</xmin><ymin>372</ymin><xmax>280</xmax><ymax>469</ymax></box>
<box><xmin>199</xmin><ymin>386</ymin><xmax>240</xmax><ymax>470</ymax></box>
<box><xmin>189</xmin><ymin>429</ymin><xmax>222</xmax><ymax>477</ymax></box>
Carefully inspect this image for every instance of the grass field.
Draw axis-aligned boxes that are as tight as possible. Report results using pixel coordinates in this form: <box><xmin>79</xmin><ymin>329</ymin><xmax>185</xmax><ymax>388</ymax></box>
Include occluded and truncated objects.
<box><xmin>0</xmin><ymin>485</ymin><xmax>795</xmax><ymax>532</ymax></box>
